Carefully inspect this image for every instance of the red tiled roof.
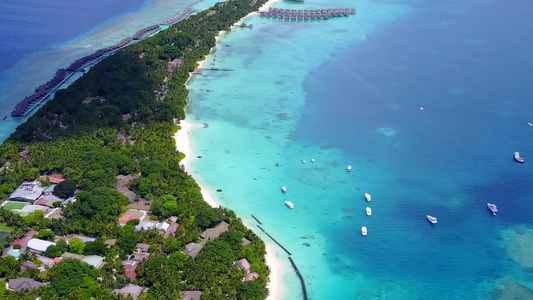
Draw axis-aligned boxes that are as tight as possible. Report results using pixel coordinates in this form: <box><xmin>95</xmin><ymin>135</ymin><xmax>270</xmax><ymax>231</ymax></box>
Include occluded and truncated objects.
<box><xmin>125</xmin><ymin>264</ymin><xmax>137</xmax><ymax>282</ymax></box>
<box><xmin>119</xmin><ymin>214</ymin><xmax>139</xmax><ymax>225</ymax></box>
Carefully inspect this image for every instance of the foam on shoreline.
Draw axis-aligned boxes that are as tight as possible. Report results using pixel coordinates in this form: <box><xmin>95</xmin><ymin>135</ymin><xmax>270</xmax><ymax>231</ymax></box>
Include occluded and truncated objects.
<box><xmin>173</xmin><ymin>118</ymin><xmax>286</xmax><ymax>300</ymax></box>
<box><xmin>175</xmin><ymin>1</ymin><xmax>287</xmax><ymax>298</ymax></box>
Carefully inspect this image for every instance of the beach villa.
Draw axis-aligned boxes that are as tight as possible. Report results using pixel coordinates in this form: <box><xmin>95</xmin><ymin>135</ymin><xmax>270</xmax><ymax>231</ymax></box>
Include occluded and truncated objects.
<box><xmin>9</xmin><ymin>181</ymin><xmax>46</xmax><ymax>202</ymax></box>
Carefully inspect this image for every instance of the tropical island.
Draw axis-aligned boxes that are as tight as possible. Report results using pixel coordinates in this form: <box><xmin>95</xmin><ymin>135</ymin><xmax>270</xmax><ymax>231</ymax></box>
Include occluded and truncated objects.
<box><xmin>0</xmin><ymin>0</ymin><xmax>271</xmax><ymax>299</ymax></box>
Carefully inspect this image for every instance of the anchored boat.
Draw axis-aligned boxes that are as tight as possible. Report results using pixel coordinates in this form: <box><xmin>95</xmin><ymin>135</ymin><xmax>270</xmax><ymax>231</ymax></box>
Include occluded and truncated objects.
<box><xmin>361</xmin><ymin>226</ymin><xmax>367</xmax><ymax>236</ymax></box>
<box><xmin>347</xmin><ymin>165</ymin><xmax>352</xmax><ymax>172</ymax></box>
<box><xmin>281</xmin><ymin>186</ymin><xmax>287</xmax><ymax>193</ymax></box>
<box><xmin>364</xmin><ymin>193</ymin><xmax>371</xmax><ymax>202</ymax></box>
<box><xmin>487</xmin><ymin>203</ymin><xmax>497</xmax><ymax>215</ymax></box>
<box><xmin>514</xmin><ymin>152</ymin><xmax>524</xmax><ymax>163</ymax></box>
<box><xmin>285</xmin><ymin>201</ymin><xmax>294</xmax><ymax>209</ymax></box>
<box><xmin>366</xmin><ymin>207</ymin><xmax>372</xmax><ymax>216</ymax></box>
<box><xmin>427</xmin><ymin>215</ymin><xmax>437</xmax><ymax>224</ymax></box>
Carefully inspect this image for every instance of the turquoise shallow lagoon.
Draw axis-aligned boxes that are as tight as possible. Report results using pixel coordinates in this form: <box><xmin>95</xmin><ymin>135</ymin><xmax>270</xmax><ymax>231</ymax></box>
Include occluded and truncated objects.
<box><xmin>187</xmin><ymin>0</ymin><xmax>533</xmax><ymax>299</ymax></box>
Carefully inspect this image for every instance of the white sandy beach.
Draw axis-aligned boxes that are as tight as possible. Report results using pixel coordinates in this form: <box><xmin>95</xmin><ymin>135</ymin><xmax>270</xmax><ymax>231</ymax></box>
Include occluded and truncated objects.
<box><xmin>174</xmin><ymin>1</ymin><xmax>287</xmax><ymax>298</ymax></box>
<box><xmin>174</xmin><ymin>119</ymin><xmax>285</xmax><ymax>300</ymax></box>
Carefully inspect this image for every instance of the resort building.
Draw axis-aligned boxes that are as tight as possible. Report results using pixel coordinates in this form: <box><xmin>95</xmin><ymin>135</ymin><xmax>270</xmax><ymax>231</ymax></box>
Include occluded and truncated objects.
<box><xmin>184</xmin><ymin>242</ymin><xmax>203</xmax><ymax>258</ymax></box>
<box><xmin>82</xmin><ymin>255</ymin><xmax>104</xmax><ymax>269</ymax></box>
<box><xmin>235</xmin><ymin>258</ymin><xmax>252</xmax><ymax>272</ymax></box>
<box><xmin>244</xmin><ymin>272</ymin><xmax>259</xmax><ymax>282</ymax></box>
<box><xmin>163</xmin><ymin>222</ymin><xmax>179</xmax><ymax>238</ymax></box>
<box><xmin>27</xmin><ymin>239</ymin><xmax>55</xmax><ymax>254</ymax></box>
<box><xmin>201</xmin><ymin>221</ymin><xmax>229</xmax><ymax>241</ymax></box>
<box><xmin>9</xmin><ymin>181</ymin><xmax>46</xmax><ymax>202</ymax></box>
<box><xmin>124</xmin><ymin>261</ymin><xmax>138</xmax><ymax>282</ymax></box>
<box><xmin>181</xmin><ymin>291</ymin><xmax>202</xmax><ymax>300</ymax></box>
<box><xmin>135</xmin><ymin>243</ymin><xmax>150</xmax><ymax>253</ymax></box>
<box><xmin>7</xmin><ymin>278</ymin><xmax>44</xmax><ymax>291</ymax></box>
<box><xmin>113</xmin><ymin>284</ymin><xmax>147</xmax><ymax>300</ymax></box>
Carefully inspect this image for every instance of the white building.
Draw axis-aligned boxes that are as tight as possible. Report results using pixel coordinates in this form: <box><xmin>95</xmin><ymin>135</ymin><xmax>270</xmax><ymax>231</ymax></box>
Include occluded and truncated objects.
<box><xmin>27</xmin><ymin>239</ymin><xmax>55</xmax><ymax>254</ymax></box>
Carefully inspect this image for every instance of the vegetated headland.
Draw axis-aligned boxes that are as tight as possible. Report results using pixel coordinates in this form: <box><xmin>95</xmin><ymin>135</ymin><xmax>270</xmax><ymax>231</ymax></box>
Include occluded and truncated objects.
<box><xmin>0</xmin><ymin>0</ymin><xmax>273</xmax><ymax>299</ymax></box>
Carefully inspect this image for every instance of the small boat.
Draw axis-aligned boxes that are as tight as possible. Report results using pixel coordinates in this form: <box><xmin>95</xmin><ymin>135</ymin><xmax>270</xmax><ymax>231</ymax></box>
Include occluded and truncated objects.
<box><xmin>311</xmin><ymin>159</ymin><xmax>315</xmax><ymax>163</ymax></box>
<box><xmin>361</xmin><ymin>226</ymin><xmax>367</xmax><ymax>236</ymax></box>
<box><xmin>281</xmin><ymin>186</ymin><xmax>287</xmax><ymax>193</ymax></box>
<box><xmin>366</xmin><ymin>207</ymin><xmax>372</xmax><ymax>216</ymax></box>
<box><xmin>301</xmin><ymin>160</ymin><xmax>306</xmax><ymax>163</ymax></box>
<box><xmin>347</xmin><ymin>166</ymin><xmax>352</xmax><ymax>172</ymax></box>
<box><xmin>364</xmin><ymin>193</ymin><xmax>371</xmax><ymax>202</ymax></box>
<box><xmin>528</xmin><ymin>122</ymin><xmax>532</xmax><ymax>127</ymax></box>
<box><xmin>285</xmin><ymin>201</ymin><xmax>294</xmax><ymax>209</ymax></box>
<box><xmin>275</xmin><ymin>163</ymin><xmax>279</xmax><ymax>167</ymax></box>
<box><xmin>427</xmin><ymin>215</ymin><xmax>437</xmax><ymax>224</ymax></box>
<box><xmin>487</xmin><ymin>203</ymin><xmax>497</xmax><ymax>215</ymax></box>
<box><xmin>419</xmin><ymin>106</ymin><xmax>424</xmax><ymax>111</ymax></box>
<box><xmin>514</xmin><ymin>152</ymin><xmax>524</xmax><ymax>163</ymax></box>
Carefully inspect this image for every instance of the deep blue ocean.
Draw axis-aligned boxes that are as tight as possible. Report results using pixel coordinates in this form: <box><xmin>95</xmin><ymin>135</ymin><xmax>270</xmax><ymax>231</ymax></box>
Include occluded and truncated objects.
<box><xmin>187</xmin><ymin>0</ymin><xmax>533</xmax><ymax>299</ymax></box>
<box><xmin>0</xmin><ymin>0</ymin><xmax>146</xmax><ymax>74</ymax></box>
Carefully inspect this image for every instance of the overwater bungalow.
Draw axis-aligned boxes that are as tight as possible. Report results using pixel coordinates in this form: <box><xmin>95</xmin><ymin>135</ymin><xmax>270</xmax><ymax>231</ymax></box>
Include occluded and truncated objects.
<box><xmin>268</xmin><ymin>7</ymin><xmax>273</xmax><ymax>12</ymax></box>
<box><xmin>310</xmin><ymin>15</ymin><xmax>316</xmax><ymax>19</ymax></box>
<box><xmin>260</xmin><ymin>11</ymin><xmax>266</xmax><ymax>16</ymax></box>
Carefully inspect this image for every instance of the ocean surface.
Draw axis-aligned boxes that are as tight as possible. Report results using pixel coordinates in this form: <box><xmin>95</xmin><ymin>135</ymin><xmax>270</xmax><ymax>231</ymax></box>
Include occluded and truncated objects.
<box><xmin>0</xmin><ymin>0</ymin><xmax>200</xmax><ymax>142</ymax></box>
<box><xmin>186</xmin><ymin>0</ymin><xmax>533</xmax><ymax>299</ymax></box>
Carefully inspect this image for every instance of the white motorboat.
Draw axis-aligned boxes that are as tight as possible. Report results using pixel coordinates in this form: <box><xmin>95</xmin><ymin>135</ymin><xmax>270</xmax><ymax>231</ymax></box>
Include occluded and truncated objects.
<box><xmin>364</xmin><ymin>193</ymin><xmax>371</xmax><ymax>202</ymax></box>
<box><xmin>487</xmin><ymin>203</ymin><xmax>497</xmax><ymax>215</ymax></box>
<box><xmin>514</xmin><ymin>152</ymin><xmax>524</xmax><ymax>163</ymax></box>
<box><xmin>311</xmin><ymin>158</ymin><xmax>315</xmax><ymax>163</ymax></box>
<box><xmin>361</xmin><ymin>226</ymin><xmax>367</xmax><ymax>236</ymax></box>
<box><xmin>427</xmin><ymin>215</ymin><xmax>437</xmax><ymax>224</ymax></box>
<box><xmin>528</xmin><ymin>122</ymin><xmax>533</xmax><ymax>127</ymax></box>
<box><xmin>281</xmin><ymin>186</ymin><xmax>287</xmax><ymax>193</ymax></box>
<box><xmin>347</xmin><ymin>165</ymin><xmax>352</xmax><ymax>172</ymax></box>
<box><xmin>285</xmin><ymin>201</ymin><xmax>294</xmax><ymax>209</ymax></box>
<box><xmin>366</xmin><ymin>207</ymin><xmax>372</xmax><ymax>216</ymax></box>
<box><xmin>301</xmin><ymin>160</ymin><xmax>306</xmax><ymax>164</ymax></box>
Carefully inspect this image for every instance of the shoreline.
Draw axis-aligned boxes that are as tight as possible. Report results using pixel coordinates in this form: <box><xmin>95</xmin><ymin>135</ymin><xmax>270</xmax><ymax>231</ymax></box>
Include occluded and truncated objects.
<box><xmin>174</xmin><ymin>119</ymin><xmax>285</xmax><ymax>300</ymax></box>
<box><xmin>175</xmin><ymin>1</ymin><xmax>287</xmax><ymax>299</ymax></box>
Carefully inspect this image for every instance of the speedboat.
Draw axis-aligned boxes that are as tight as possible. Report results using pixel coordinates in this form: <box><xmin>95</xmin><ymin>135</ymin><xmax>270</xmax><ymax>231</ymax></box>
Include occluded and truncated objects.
<box><xmin>311</xmin><ymin>159</ymin><xmax>315</xmax><ymax>163</ymax></box>
<box><xmin>281</xmin><ymin>186</ymin><xmax>287</xmax><ymax>193</ymax></box>
<box><xmin>301</xmin><ymin>160</ymin><xmax>306</xmax><ymax>164</ymax></box>
<box><xmin>487</xmin><ymin>203</ymin><xmax>497</xmax><ymax>215</ymax></box>
<box><xmin>514</xmin><ymin>152</ymin><xmax>524</xmax><ymax>163</ymax></box>
<box><xmin>347</xmin><ymin>166</ymin><xmax>352</xmax><ymax>172</ymax></box>
<box><xmin>419</xmin><ymin>106</ymin><xmax>424</xmax><ymax>111</ymax></box>
<box><xmin>361</xmin><ymin>226</ymin><xmax>367</xmax><ymax>236</ymax></box>
<box><xmin>366</xmin><ymin>207</ymin><xmax>372</xmax><ymax>216</ymax></box>
<box><xmin>528</xmin><ymin>122</ymin><xmax>532</xmax><ymax>127</ymax></box>
<box><xmin>364</xmin><ymin>193</ymin><xmax>371</xmax><ymax>202</ymax></box>
<box><xmin>427</xmin><ymin>215</ymin><xmax>437</xmax><ymax>224</ymax></box>
<box><xmin>285</xmin><ymin>201</ymin><xmax>294</xmax><ymax>209</ymax></box>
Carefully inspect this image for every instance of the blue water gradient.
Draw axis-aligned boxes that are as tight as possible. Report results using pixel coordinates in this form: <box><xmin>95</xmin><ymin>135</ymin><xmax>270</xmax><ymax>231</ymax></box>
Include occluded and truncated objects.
<box><xmin>0</xmin><ymin>0</ymin><xmax>198</xmax><ymax>142</ymax></box>
<box><xmin>187</xmin><ymin>0</ymin><xmax>533</xmax><ymax>299</ymax></box>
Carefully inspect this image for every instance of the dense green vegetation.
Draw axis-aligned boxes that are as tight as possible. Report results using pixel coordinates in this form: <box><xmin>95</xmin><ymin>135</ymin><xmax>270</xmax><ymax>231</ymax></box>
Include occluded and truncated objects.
<box><xmin>0</xmin><ymin>0</ymin><xmax>270</xmax><ymax>299</ymax></box>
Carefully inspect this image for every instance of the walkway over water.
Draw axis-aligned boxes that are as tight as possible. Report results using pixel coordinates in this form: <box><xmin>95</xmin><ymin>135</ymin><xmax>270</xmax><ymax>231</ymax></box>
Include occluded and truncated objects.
<box><xmin>11</xmin><ymin>6</ymin><xmax>195</xmax><ymax>117</ymax></box>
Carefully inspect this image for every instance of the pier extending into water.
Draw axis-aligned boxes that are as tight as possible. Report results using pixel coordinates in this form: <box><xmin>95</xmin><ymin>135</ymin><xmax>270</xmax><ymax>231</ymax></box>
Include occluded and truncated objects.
<box><xmin>260</xmin><ymin>7</ymin><xmax>356</xmax><ymax>20</ymax></box>
<box><xmin>10</xmin><ymin>6</ymin><xmax>195</xmax><ymax>117</ymax></box>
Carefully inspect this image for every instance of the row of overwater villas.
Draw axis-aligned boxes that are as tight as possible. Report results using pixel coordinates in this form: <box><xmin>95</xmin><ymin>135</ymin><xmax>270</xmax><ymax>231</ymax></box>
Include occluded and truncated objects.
<box><xmin>10</xmin><ymin>7</ymin><xmax>196</xmax><ymax>117</ymax></box>
<box><xmin>261</xmin><ymin>7</ymin><xmax>356</xmax><ymax>18</ymax></box>
<box><xmin>161</xmin><ymin>6</ymin><xmax>194</xmax><ymax>25</ymax></box>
